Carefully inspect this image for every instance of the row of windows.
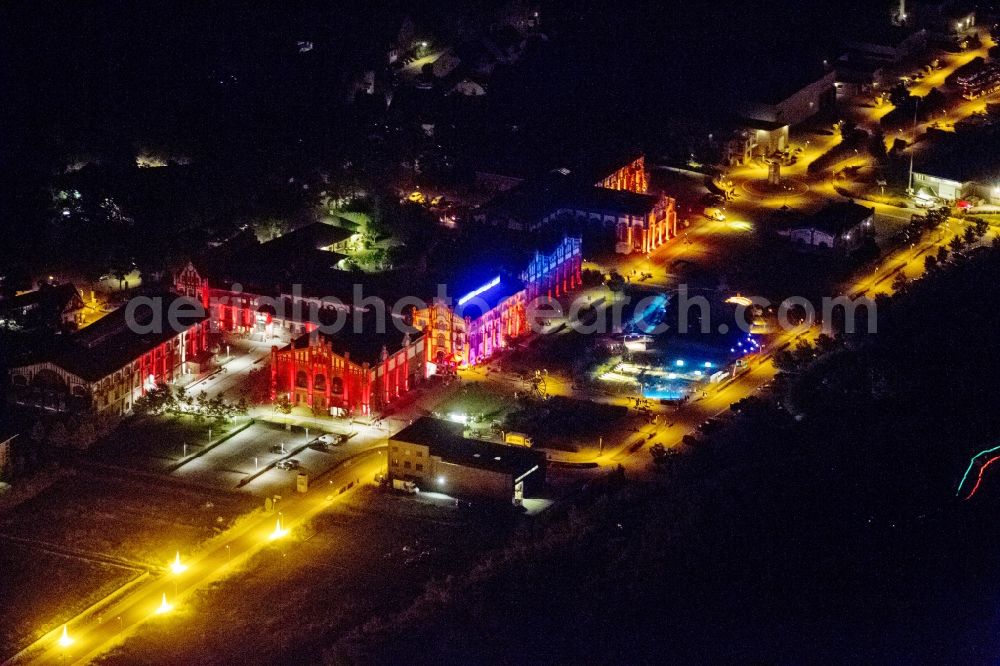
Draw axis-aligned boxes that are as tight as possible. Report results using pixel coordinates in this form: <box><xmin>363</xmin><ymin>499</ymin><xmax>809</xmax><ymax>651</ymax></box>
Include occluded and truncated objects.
<box><xmin>390</xmin><ymin>459</ymin><xmax>424</xmax><ymax>472</ymax></box>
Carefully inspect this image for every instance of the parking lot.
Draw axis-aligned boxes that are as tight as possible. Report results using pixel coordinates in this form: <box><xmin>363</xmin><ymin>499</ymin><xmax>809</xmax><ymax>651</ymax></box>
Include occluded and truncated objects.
<box><xmin>171</xmin><ymin>421</ymin><xmax>367</xmax><ymax>495</ymax></box>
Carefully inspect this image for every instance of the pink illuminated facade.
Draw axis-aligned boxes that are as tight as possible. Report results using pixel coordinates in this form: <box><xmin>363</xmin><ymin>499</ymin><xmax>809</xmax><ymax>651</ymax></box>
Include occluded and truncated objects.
<box><xmin>414</xmin><ymin>236</ymin><xmax>582</xmax><ymax>367</ymax></box>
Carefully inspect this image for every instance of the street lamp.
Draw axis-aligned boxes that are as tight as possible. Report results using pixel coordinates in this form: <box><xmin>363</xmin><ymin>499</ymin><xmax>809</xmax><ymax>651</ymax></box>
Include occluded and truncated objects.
<box><xmin>156</xmin><ymin>593</ymin><xmax>173</xmax><ymax>614</ymax></box>
<box><xmin>58</xmin><ymin>625</ymin><xmax>73</xmax><ymax>648</ymax></box>
<box><xmin>269</xmin><ymin>516</ymin><xmax>288</xmax><ymax>540</ymax></box>
<box><xmin>170</xmin><ymin>551</ymin><xmax>187</xmax><ymax>575</ymax></box>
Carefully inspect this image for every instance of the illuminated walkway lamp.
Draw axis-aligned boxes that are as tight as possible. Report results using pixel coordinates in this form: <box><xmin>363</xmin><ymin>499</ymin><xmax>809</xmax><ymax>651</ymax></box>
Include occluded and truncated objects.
<box><xmin>156</xmin><ymin>593</ymin><xmax>173</xmax><ymax>615</ymax></box>
<box><xmin>269</xmin><ymin>517</ymin><xmax>288</xmax><ymax>540</ymax></box>
<box><xmin>170</xmin><ymin>551</ymin><xmax>187</xmax><ymax>575</ymax></box>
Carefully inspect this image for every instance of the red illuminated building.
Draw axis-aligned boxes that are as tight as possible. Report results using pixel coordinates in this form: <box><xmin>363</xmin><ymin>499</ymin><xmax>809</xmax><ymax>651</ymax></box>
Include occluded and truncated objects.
<box><xmin>269</xmin><ymin>327</ymin><xmax>426</xmax><ymax>416</ymax></box>
<box><xmin>7</xmin><ymin>293</ymin><xmax>209</xmax><ymax>414</ymax></box>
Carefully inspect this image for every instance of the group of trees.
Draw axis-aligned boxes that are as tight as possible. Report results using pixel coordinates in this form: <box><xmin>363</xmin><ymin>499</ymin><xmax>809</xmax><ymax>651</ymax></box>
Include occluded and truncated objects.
<box><xmin>28</xmin><ymin>411</ymin><xmax>121</xmax><ymax>451</ymax></box>
<box><xmin>132</xmin><ymin>384</ymin><xmax>248</xmax><ymax>423</ymax></box>
<box><xmin>880</xmin><ymin>86</ymin><xmax>946</xmax><ymax>130</ymax></box>
<box><xmin>648</xmin><ymin>442</ymin><xmax>678</xmax><ymax>471</ymax></box>
<box><xmin>922</xmin><ymin>217</ymin><xmax>993</xmax><ymax>273</ymax></box>
<box><xmin>772</xmin><ymin>334</ymin><xmax>841</xmax><ymax>374</ymax></box>
<box><xmin>249</xmin><ymin>216</ymin><xmax>292</xmax><ymax>242</ymax></box>
<box><xmin>242</xmin><ymin>367</ymin><xmax>273</xmax><ymax>405</ymax></box>
<box><xmin>807</xmin><ymin>121</ymin><xmax>871</xmax><ymax>175</ymax></box>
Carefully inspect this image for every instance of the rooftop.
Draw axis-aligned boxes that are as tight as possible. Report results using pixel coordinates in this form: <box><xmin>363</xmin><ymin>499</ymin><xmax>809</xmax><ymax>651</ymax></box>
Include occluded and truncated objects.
<box><xmin>737</xmin><ymin>116</ymin><xmax>789</xmax><ymax>132</ymax></box>
<box><xmin>806</xmin><ymin>201</ymin><xmax>875</xmax><ymax>235</ymax></box>
<box><xmin>0</xmin><ymin>283</ymin><xmax>82</xmax><ymax>314</ymax></box>
<box><xmin>479</xmin><ymin>168</ymin><xmax>578</xmax><ymax>222</ymax></box>
<box><xmin>566</xmin><ymin>148</ymin><xmax>644</xmax><ymax>187</ymax></box>
<box><xmin>391</xmin><ymin>417</ymin><xmax>545</xmax><ymax>479</ymax></box>
<box><xmin>914</xmin><ymin>128</ymin><xmax>1000</xmax><ymax>184</ymax></box>
<box><xmin>844</xmin><ymin>24</ymin><xmax>925</xmax><ymax>49</ymax></box>
<box><xmin>284</xmin><ymin>312</ymin><xmax>422</xmax><ymax>366</ymax></box>
<box><xmin>560</xmin><ymin>186</ymin><xmax>663</xmax><ymax>217</ymax></box>
<box><xmin>258</xmin><ymin>222</ymin><xmax>353</xmax><ymax>257</ymax></box>
<box><xmin>731</xmin><ymin>58</ymin><xmax>833</xmax><ymax>106</ymax></box>
<box><xmin>422</xmin><ymin>225</ymin><xmax>578</xmax><ymax>301</ymax></box>
<box><xmin>455</xmin><ymin>273</ymin><xmax>523</xmax><ymax>313</ymax></box>
<box><xmin>26</xmin><ymin>293</ymin><xmax>206</xmax><ymax>382</ymax></box>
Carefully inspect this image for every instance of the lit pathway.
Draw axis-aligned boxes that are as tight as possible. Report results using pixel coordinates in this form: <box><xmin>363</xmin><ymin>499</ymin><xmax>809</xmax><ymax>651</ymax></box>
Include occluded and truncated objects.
<box><xmin>14</xmin><ymin>449</ymin><xmax>385</xmax><ymax>666</ymax></box>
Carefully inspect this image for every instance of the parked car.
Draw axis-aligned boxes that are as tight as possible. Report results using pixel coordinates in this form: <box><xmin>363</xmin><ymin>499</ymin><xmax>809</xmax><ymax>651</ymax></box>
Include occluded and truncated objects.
<box><xmin>698</xmin><ymin>419</ymin><xmax>723</xmax><ymax>434</ymax></box>
<box><xmin>276</xmin><ymin>459</ymin><xmax>300</xmax><ymax>471</ymax></box>
<box><xmin>682</xmin><ymin>434</ymin><xmax>701</xmax><ymax>446</ymax></box>
<box><xmin>704</xmin><ymin>207</ymin><xmax>726</xmax><ymax>221</ymax></box>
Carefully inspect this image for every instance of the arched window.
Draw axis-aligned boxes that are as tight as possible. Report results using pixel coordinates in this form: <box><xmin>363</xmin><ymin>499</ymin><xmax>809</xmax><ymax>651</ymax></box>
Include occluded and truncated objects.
<box><xmin>11</xmin><ymin>374</ymin><xmax>27</xmax><ymax>387</ymax></box>
<box><xmin>330</xmin><ymin>377</ymin><xmax>344</xmax><ymax>394</ymax></box>
<box><xmin>71</xmin><ymin>385</ymin><xmax>88</xmax><ymax>397</ymax></box>
<box><xmin>32</xmin><ymin>368</ymin><xmax>66</xmax><ymax>389</ymax></box>
<box><xmin>295</xmin><ymin>370</ymin><xmax>308</xmax><ymax>388</ymax></box>
<box><xmin>314</xmin><ymin>374</ymin><xmax>326</xmax><ymax>392</ymax></box>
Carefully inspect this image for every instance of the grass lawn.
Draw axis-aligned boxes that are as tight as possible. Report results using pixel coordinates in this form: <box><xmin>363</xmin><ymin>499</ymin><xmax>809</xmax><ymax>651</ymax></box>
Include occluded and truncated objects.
<box><xmin>94</xmin><ymin>414</ymin><xmax>242</xmax><ymax>470</ymax></box>
<box><xmin>434</xmin><ymin>381</ymin><xmax>515</xmax><ymax>422</ymax></box>
<box><xmin>0</xmin><ymin>541</ymin><xmax>139</xmax><ymax>661</ymax></box>
<box><xmin>504</xmin><ymin>395</ymin><xmax>630</xmax><ymax>451</ymax></box>
<box><xmin>0</xmin><ymin>470</ymin><xmax>255</xmax><ymax>566</ymax></box>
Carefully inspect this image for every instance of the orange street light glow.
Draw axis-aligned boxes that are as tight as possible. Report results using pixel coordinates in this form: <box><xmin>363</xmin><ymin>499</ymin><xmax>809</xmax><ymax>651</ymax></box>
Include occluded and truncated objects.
<box><xmin>269</xmin><ymin>517</ymin><xmax>288</xmax><ymax>540</ymax></box>
<box><xmin>156</xmin><ymin>592</ymin><xmax>173</xmax><ymax>614</ymax></box>
<box><xmin>58</xmin><ymin>624</ymin><xmax>73</xmax><ymax>647</ymax></box>
<box><xmin>170</xmin><ymin>551</ymin><xmax>187</xmax><ymax>574</ymax></box>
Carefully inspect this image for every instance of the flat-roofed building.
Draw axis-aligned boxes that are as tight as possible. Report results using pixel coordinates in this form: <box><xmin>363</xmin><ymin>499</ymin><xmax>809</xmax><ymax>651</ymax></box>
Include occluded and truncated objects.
<box><xmin>843</xmin><ymin>25</ymin><xmax>928</xmax><ymax>63</ymax></box>
<box><xmin>736</xmin><ymin>62</ymin><xmax>837</xmax><ymax>128</ymax></box>
<box><xmin>912</xmin><ymin>128</ymin><xmax>1000</xmax><ymax>202</ymax></box>
<box><xmin>775</xmin><ymin>201</ymin><xmax>875</xmax><ymax>250</ymax></box>
<box><xmin>388</xmin><ymin>417</ymin><xmax>546</xmax><ymax>504</ymax></box>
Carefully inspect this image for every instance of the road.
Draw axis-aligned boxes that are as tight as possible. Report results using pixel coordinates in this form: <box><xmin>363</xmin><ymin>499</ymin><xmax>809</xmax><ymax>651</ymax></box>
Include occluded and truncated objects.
<box><xmin>493</xmin><ymin>209</ymin><xmax>981</xmax><ymax>469</ymax></box>
<box><xmin>15</xmin><ymin>448</ymin><xmax>386</xmax><ymax>666</ymax></box>
<box><xmin>182</xmin><ymin>337</ymin><xmax>273</xmax><ymax>400</ymax></box>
